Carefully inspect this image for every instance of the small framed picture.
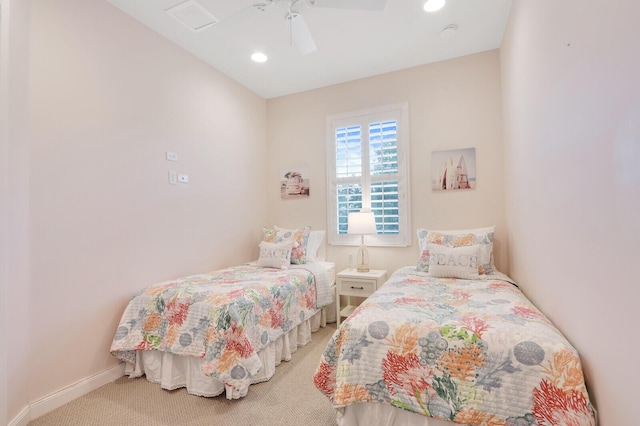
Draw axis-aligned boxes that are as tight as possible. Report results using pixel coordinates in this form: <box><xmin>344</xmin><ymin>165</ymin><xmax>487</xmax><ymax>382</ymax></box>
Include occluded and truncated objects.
<box><xmin>431</xmin><ymin>147</ymin><xmax>476</xmax><ymax>191</ymax></box>
<box><xmin>280</xmin><ymin>169</ymin><xmax>310</xmax><ymax>199</ymax></box>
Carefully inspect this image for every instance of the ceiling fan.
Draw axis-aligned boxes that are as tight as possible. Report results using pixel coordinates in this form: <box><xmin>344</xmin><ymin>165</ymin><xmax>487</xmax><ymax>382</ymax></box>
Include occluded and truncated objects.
<box><xmin>222</xmin><ymin>0</ymin><xmax>388</xmax><ymax>55</ymax></box>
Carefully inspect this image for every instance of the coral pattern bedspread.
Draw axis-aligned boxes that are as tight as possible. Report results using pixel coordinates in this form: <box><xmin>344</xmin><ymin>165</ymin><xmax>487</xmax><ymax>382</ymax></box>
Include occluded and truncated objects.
<box><xmin>111</xmin><ymin>265</ymin><xmax>322</xmax><ymax>393</ymax></box>
<box><xmin>314</xmin><ymin>267</ymin><xmax>597</xmax><ymax>425</ymax></box>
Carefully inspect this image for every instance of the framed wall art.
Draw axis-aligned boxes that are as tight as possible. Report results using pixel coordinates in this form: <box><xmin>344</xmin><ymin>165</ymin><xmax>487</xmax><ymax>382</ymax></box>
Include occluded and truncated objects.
<box><xmin>280</xmin><ymin>168</ymin><xmax>310</xmax><ymax>199</ymax></box>
<box><xmin>431</xmin><ymin>147</ymin><xmax>476</xmax><ymax>191</ymax></box>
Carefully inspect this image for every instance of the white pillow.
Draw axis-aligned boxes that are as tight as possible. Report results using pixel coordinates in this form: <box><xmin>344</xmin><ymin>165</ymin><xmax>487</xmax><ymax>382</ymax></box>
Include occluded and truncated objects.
<box><xmin>305</xmin><ymin>230</ymin><xmax>326</xmax><ymax>262</ymax></box>
<box><xmin>257</xmin><ymin>240</ymin><xmax>294</xmax><ymax>269</ymax></box>
<box><xmin>427</xmin><ymin>244</ymin><xmax>481</xmax><ymax>279</ymax></box>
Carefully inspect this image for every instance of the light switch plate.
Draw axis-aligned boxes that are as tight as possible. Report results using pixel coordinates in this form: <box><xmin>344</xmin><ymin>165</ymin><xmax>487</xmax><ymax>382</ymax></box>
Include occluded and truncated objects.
<box><xmin>178</xmin><ymin>174</ymin><xmax>189</xmax><ymax>183</ymax></box>
<box><xmin>168</xmin><ymin>171</ymin><xmax>178</xmax><ymax>184</ymax></box>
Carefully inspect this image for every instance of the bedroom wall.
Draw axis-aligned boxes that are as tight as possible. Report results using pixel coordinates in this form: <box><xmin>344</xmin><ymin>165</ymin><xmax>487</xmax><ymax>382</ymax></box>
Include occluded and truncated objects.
<box><xmin>1</xmin><ymin>0</ymin><xmax>32</xmax><ymax>422</ymax></box>
<box><xmin>6</xmin><ymin>0</ymin><xmax>268</xmax><ymax>421</ymax></box>
<box><xmin>501</xmin><ymin>0</ymin><xmax>640</xmax><ymax>424</ymax></box>
<box><xmin>266</xmin><ymin>50</ymin><xmax>506</xmax><ymax>276</ymax></box>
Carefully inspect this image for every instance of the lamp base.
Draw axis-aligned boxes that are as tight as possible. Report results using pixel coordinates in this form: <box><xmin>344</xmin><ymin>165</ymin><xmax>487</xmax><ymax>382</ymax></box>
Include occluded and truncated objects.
<box><xmin>356</xmin><ymin>244</ymin><xmax>370</xmax><ymax>273</ymax></box>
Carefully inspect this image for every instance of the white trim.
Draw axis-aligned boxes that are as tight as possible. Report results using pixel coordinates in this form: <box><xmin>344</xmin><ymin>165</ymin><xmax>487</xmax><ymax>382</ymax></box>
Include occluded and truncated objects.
<box><xmin>16</xmin><ymin>363</ymin><xmax>125</xmax><ymax>423</ymax></box>
<box><xmin>8</xmin><ymin>406</ymin><xmax>29</xmax><ymax>426</ymax></box>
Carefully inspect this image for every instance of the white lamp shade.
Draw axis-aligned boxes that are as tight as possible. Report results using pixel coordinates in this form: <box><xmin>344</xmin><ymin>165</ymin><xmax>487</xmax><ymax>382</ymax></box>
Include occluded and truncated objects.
<box><xmin>347</xmin><ymin>212</ymin><xmax>377</xmax><ymax>235</ymax></box>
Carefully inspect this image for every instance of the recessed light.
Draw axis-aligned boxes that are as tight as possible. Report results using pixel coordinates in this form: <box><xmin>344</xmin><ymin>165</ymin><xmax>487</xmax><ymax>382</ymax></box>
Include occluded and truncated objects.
<box><xmin>423</xmin><ymin>0</ymin><xmax>445</xmax><ymax>12</ymax></box>
<box><xmin>251</xmin><ymin>52</ymin><xmax>268</xmax><ymax>63</ymax></box>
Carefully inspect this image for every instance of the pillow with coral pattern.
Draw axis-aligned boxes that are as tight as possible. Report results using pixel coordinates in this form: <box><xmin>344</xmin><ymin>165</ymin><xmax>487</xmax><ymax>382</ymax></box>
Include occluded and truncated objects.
<box><xmin>417</xmin><ymin>226</ymin><xmax>495</xmax><ymax>274</ymax></box>
<box><xmin>262</xmin><ymin>225</ymin><xmax>311</xmax><ymax>264</ymax></box>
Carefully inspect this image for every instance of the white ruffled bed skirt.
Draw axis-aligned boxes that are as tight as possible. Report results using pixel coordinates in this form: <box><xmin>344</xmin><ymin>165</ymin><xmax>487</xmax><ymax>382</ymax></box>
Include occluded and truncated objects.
<box><xmin>337</xmin><ymin>402</ymin><xmax>451</xmax><ymax>426</ymax></box>
<box><xmin>124</xmin><ymin>308</ymin><xmax>328</xmax><ymax>399</ymax></box>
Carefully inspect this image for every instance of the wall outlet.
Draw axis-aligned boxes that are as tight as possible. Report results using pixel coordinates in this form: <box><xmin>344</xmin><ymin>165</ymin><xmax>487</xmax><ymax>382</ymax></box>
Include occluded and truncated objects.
<box><xmin>166</xmin><ymin>151</ymin><xmax>178</xmax><ymax>162</ymax></box>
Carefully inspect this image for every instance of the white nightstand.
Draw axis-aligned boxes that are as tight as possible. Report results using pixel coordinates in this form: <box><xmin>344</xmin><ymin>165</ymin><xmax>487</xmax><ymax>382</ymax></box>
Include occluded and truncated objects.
<box><xmin>336</xmin><ymin>269</ymin><xmax>387</xmax><ymax>326</ymax></box>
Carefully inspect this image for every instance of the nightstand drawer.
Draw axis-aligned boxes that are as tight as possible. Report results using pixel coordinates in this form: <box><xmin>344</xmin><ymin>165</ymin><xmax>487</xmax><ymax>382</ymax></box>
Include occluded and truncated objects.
<box><xmin>336</xmin><ymin>269</ymin><xmax>387</xmax><ymax>326</ymax></box>
<box><xmin>339</xmin><ymin>278</ymin><xmax>377</xmax><ymax>297</ymax></box>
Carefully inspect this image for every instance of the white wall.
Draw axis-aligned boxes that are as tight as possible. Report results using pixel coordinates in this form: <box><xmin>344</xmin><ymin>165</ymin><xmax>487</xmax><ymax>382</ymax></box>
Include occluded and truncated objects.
<box><xmin>1</xmin><ymin>0</ymin><xmax>32</xmax><ymax>421</ymax></box>
<box><xmin>267</xmin><ymin>50</ymin><xmax>506</xmax><ymax>275</ymax></box>
<box><xmin>501</xmin><ymin>0</ymin><xmax>640</xmax><ymax>424</ymax></box>
<box><xmin>1</xmin><ymin>2</ymin><xmax>8</xmax><ymax>421</ymax></box>
<box><xmin>4</xmin><ymin>0</ymin><xmax>268</xmax><ymax>422</ymax></box>
<box><xmin>10</xmin><ymin>1</ymin><xmax>637</xmax><ymax>423</ymax></box>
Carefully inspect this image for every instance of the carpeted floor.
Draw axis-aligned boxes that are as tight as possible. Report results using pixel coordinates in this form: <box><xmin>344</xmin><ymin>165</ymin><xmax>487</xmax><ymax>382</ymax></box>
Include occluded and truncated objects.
<box><xmin>29</xmin><ymin>324</ymin><xmax>338</xmax><ymax>426</ymax></box>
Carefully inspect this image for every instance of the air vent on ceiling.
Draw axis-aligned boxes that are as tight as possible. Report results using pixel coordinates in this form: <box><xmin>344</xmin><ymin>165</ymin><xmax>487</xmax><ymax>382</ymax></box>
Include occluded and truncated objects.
<box><xmin>165</xmin><ymin>0</ymin><xmax>218</xmax><ymax>32</ymax></box>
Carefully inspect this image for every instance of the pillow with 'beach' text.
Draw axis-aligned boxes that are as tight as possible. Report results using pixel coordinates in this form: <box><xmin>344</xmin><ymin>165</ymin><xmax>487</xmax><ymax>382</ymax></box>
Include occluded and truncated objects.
<box><xmin>257</xmin><ymin>239</ymin><xmax>294</xmax><ymax>269</ymax></box>
<box><xmin>426</xmin><ymin>244</ymin><xmax>481</xmax><ymax>279</ymax></box>
<box><xmin>416</xmin><ymin>226</ymin><xmax>495</xmax><ymax>275</ymax></box>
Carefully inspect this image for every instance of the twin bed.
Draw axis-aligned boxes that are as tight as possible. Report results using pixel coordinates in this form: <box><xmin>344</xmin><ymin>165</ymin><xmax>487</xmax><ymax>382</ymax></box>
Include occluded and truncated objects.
<box><xmin>110</xmin><ymin>227</ymin><xmax>336</xmax><ymax>399</ymax></box>
<box><xmin>315</xmin><ymin>227</ymin><xmax>597</xmax><ymax>425</ymax></box>
<box><xmin>110</xmin><ymin>225</ymin><xmax>597</xmax><ymax>425</ymax></box>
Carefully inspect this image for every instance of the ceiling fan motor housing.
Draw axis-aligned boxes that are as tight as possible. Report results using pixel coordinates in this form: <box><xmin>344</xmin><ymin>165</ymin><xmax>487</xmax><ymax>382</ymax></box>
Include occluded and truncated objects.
<box><xmin>249</xmin><ymin>0</ymin><xmax>387</xmax><ymax>55</ymax></box>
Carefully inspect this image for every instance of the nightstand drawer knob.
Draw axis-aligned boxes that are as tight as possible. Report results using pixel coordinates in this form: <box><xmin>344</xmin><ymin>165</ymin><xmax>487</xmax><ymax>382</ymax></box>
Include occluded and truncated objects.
<box><xmin>350</xmin><ymin>286</ymin><xmax>364</xmax><ymax>290</ymax></box>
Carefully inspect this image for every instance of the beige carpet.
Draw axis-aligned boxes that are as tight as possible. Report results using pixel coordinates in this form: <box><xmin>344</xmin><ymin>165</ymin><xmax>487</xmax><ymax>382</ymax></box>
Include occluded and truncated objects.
<box><xmin>30</xmin><ymin>324</ymin><xmax>338</xmax><ymax>426</ymax></box>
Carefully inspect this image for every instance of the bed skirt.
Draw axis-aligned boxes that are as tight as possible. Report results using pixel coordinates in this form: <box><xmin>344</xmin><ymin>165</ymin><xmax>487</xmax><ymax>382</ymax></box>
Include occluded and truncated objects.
<box><xmin>124</xmin><ymin>307</ymin><xmax>329</xmax><ymax>399</ymax></box>
<box><xmin>337</xmin><ymin>403</ymin><xmax>453</xmax><ymax>426</ymax></box>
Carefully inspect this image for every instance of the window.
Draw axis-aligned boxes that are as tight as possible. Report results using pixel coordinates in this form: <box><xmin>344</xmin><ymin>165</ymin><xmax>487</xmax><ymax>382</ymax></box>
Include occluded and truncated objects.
<box><xmin>326</xmin><ymin>103</ymin><xmax>411</xmax><ymax>247</ymax></box>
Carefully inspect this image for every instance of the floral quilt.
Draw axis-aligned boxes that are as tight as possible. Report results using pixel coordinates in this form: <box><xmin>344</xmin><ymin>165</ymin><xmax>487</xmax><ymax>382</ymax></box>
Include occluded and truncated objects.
<box><xmin>314</xmin><ymin>267</ymin><xmax>597</xmax><ymax>425</ymax></box>
<box><xmin>111</xmin><ymin>265</ymin><xmax>320</xmax><ymax>392</ymax></box>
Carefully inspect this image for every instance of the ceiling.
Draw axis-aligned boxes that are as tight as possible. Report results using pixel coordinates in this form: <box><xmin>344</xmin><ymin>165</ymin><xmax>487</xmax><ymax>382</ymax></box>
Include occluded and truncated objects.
<box><xmin>106</xmin><ymin>0</ymin><xmax>513</xmax><ymax>99</ymax></box>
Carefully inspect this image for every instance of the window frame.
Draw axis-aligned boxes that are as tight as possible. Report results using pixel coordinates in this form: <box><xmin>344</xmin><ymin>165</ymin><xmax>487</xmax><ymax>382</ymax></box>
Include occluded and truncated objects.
<box><xmin>326</xmin><ymin>102</ymin><xmax>411</xmax><ymax>247</ymax></box>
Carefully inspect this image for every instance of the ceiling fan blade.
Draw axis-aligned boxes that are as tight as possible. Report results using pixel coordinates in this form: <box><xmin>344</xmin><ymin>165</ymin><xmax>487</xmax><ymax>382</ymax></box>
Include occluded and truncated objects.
<box><xmin>290</xmin><ymin>13</ymin><xmax>317</xmax><ymax>54</ymax></box>
<box><xmin>307</xmin><ymin>0</ymin><xmax>387</xmax><ymax>11</ymax></box>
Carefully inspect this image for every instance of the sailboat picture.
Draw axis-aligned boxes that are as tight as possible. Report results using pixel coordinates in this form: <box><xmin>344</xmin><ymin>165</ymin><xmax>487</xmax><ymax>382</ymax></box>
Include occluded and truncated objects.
<box><xmin>431</xmin><ymin>147</ymin><xmax>476</xmax><ymax>191</ymax></box>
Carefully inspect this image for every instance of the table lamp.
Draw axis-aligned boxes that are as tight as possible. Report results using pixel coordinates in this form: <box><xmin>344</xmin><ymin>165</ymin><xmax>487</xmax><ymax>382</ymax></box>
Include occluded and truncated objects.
<box><xmin>347</xmin><ymin>211</ymin><xmax>377</xmax><ymax>272</ymax></box>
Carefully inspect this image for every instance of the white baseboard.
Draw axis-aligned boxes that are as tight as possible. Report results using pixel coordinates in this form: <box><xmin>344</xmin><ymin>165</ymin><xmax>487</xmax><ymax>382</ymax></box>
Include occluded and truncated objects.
<box><xmin>8</xmin><ymin>406</ymin><xmax>29</xmax><ymax>426</ymax></box>
<box><xmin>9</xmin><ymin>363</ymin><xmax>125</xmax><ymax>425</ymax></box>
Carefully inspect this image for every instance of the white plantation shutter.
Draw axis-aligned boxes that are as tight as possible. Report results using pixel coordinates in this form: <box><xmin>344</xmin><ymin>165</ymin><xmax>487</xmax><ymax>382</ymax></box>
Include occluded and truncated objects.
<box><xmin>327</xmin><ymin>103</ymin><xmax>411</xmax><ymax>246</ymax></box>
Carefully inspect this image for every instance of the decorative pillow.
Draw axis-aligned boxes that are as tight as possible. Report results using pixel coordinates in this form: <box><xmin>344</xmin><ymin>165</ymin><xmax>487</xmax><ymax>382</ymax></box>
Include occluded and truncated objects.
<box><xmin>257</xmin><ymin>240</ymin><xmax>294</xmax><ymax>269</ymax></box>
<box><xmin>427</xmin><ymin>244</ymin><xmax>481</xmax><ymax>279</ymax></box>
<box><xmin>262</xmin><ymin>226</ymin><xmax>311</xmax><ymax>264</ymax></box>
<box><xmin>416</xmin><ymin>226</ymin><xmax>495</xmax><ymax>274</ymax></box>
<box><xmin>305</xmin><ymin>230</ymin><xmax>326</xmax><ymax>262</ymax></box>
